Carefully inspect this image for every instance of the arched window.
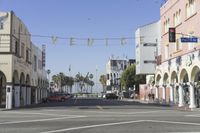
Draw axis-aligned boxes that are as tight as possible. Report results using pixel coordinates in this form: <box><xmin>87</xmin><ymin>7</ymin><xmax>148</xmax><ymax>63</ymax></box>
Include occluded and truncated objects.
<box><xmin>15</xmin><ymin>41</ymin><xmax>18</xmax><ymax>55</ymax></box>
<box><xmin>0</xmin><ymin>22</ymin><xmax>3</xmax><ymax>29</ymax></box>
<box><xmin>186</xmin><ymin>0</ymin><xmax>196</xmax><ymax>18</ymax></box>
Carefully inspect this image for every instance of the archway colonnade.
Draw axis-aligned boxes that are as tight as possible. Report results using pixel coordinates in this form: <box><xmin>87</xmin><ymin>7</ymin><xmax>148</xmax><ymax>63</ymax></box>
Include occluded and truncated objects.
<box><xmin>155</xmin><ymin>65</ymin><xmax>200</xmax><ymax>109</ymax></box>
<box><xmin>0</xmin><ymin>69</ymin><xmax>48</xmax><ymax>108</ymax></box>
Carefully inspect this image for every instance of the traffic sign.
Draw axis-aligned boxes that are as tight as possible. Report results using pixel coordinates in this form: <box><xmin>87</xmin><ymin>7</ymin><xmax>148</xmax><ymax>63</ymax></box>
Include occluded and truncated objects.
<box><xmin>181</xmin><ymin>37</ymin><xmax>198</xmax><ymax>43</ymax></box>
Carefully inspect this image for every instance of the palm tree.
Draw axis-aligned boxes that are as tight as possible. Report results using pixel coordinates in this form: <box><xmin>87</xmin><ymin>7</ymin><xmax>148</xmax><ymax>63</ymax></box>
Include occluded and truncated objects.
<box><xmin>52</xmin><ymin>74</ymin><xmax>61</xmax><ymax>90</ymax></box>
<box><xmin>99</xmin><ymin>74</ymin><xmax>107</xmax><ymax>93</ymax></box>
<box><xmin>65</xmin><ymin>76</ymin><xmax>74</xmax><ymax>93</ymax></box>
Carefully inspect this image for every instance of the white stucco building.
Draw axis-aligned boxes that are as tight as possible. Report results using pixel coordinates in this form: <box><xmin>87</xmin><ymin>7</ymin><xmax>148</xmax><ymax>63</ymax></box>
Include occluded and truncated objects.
<box><xmin>135</xmin><ymin>21</ymin><xmax>161</xmax><ymax>75</ymax></box>
<box><xmin>0</xmin><ymin>11</ymin><xmax>48</xmax><ymax>109</ymax></box>
<box><xmin>106</xmin><ymin>59</ymin><xmax>135</xmax><ymax>94</ymax></box>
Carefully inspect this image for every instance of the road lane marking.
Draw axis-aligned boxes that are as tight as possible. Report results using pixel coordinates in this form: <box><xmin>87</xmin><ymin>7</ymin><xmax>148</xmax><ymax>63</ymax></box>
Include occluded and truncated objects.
<box><xmin>185</xmin><ymin>114</ymin><xmax>200</xmax><ymax>117</ymax></box>
<box><xmin>84</xmin><ymin>110</ymin><xmax>161</xmax><ymax>115</ymax></box>
<box><xmin>145</xmin><ymin>120</ymin><xmax>200</xmax><ymax>126</ymax></box>
<box><xmin>96</xmin><ymin>106</ymin><xmax>103</xmax><ymax>110</ymax></box>
<box><xmin>1</xmin><ymin>111</ymin><xmax>75</xmax><ymax>117</ymax></box>
<box><xmin>40</xmin><ymin>120</ymin><xmax>145</xmax><ymax>133</ymax></box>
<box><xmin>0</xmin><ymin>116</ymin><xmax>87</xmax><ymax>125</ymax></box>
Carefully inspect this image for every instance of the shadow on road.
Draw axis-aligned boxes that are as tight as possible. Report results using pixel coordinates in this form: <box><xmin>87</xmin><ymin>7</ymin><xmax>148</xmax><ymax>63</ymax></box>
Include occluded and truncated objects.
<box><xmin>20</xmin><ymin>98</ymin><xmax>171</xmax><ymax>110</ymax></box>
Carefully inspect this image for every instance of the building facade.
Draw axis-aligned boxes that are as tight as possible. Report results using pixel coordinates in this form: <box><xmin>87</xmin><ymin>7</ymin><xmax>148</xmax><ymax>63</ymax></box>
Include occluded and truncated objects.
<box><xmin>155</xmin><ymin>0</ymin><xmax>200</xmax><ymax>109</ymax></box>
<box><xmin>135</xmin><ymin>21</ymin><xmax>161</xmax><ymax>75</ymax></box>
<box><xmin>0</xmin><ymin>11</ymin><xmax>48</xmax><ymax>109</ymax></box>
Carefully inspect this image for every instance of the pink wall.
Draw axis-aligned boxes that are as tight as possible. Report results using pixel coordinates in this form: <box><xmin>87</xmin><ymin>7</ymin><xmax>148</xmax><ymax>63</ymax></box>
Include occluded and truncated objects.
<box><xmin>160</xmin><ymin>0</ymin><xmax>200</xmax><ymax>62</ymax></box>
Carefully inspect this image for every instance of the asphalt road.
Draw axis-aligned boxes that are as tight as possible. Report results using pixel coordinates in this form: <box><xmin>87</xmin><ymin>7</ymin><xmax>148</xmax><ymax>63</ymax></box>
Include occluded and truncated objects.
<box><xmin>0</xmin><ymin>98</ymin><xmax>200</xmax><ymax>133</ymax></box>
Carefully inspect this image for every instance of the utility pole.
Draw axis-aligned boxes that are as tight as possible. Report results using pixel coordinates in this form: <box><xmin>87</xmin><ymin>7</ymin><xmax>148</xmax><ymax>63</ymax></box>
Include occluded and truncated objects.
<box><xmin>95</xmin><ymin>65</ymin><xmax>98</xmax><ymax>94</ymax></box>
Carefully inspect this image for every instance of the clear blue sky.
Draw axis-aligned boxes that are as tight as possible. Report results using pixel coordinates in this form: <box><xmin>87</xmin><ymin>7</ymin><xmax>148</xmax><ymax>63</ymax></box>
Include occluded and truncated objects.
<box><xmin>0</xmin><ymin>0</ymin><xmax>163</xmax><ymax>87</ymax></box>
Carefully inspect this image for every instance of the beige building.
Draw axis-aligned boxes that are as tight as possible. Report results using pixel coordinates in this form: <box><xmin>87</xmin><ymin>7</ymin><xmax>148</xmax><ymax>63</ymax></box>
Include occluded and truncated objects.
<box><xmin>155</xmin><ymin>0</ymin><xmax>200</xmax><ymax>109</ymax></box>
<box><xmin>0</xmin><ymin>11</ymin><xmax>48</xmax><ymax>109</ymax></box>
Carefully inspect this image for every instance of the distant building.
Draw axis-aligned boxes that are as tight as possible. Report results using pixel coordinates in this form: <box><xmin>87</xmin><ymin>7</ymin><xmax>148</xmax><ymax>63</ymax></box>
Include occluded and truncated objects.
<box><xmin>0</xmin><ymin>11</ymin><xmax>48</xmax><ymax>109</ymax></box>
<box><xmin>135</xmin><ymin>21</ymin><xmax>161</xmax><ymax>75</ymax></box>
<box><xmin>105</xmin><ymin>59</ymin><xmax>135</xmax><ymax>94</ymax></box>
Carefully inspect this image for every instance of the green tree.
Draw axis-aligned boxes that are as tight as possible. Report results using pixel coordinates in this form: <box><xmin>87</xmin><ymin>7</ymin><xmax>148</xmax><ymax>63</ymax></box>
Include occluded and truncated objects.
<box><xmin>120</xmin><ymin>64</ymin><xmax>146</xmax><ymax>93</ymax></box>
<box><xmin>52</xmin><ymin>74</ymin><xmax>61</xmax><ymax>89</ymax></box>
<box><xmin>120</xmin><ymin>65</ymin><xmax>136</xmax><ymax>91</ymax></box>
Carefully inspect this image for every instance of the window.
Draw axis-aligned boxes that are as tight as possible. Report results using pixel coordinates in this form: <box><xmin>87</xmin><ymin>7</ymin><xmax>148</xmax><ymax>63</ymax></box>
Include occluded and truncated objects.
<box><xmin>0</xmin><ymin>22</ymin><xmax>3</xmax><ymax>29</ymax></box>
<box><xmin>15</xmin><ymin>41</ymin><xmax>19</xmax><ymax>56</ymax></box>
<box><xmin>21</xmin><ymin>43</ymin><xmax>25</xmax><ymax>58</ymax></box>
<box><xmin>174</xmin><ymin>10</ymin><xmax>181</xmax><ymax>26</ymax></box>
<box><xmin>34</xmin><ymin>55</ymin><xmax>37</xmax><ymax>71</ymax></box>
<box><xmin>186</xmin><ymin>0</ymin><xmax>196</xmax><ymax>18</ymax></box>
<box><xmin>26</xmin><ymin>49</ymin><xmax>29</xmax><ymax>62</ymax></box>
<box><xmin>164</xmin><ymin>18</ymin><xmax>170</xmax><ymax>33</ymax></box>
<box><xmin>107</xmin><ymin>74</ymin><xmax>109</xmax><ymax>80</ymax></box>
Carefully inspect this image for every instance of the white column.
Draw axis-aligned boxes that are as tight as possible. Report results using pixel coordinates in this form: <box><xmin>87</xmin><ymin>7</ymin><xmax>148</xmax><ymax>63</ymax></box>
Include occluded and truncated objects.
<box><xmin>38</xmin><ymin>88</ymin><xmax>41</xmax><ymax>102</ymax></box>
<box><xmin>14</xmin><ymin>86</ymin><xmax>20</xmax><ymax>107</ymax></box>
<box><xmin>162</xmin><ymin>86</ymin><xmax>166</xmax><ymax>102</ymax></box>
<box><xmin>26</xmin><ymin>87</ymin><xmax>31</xmax><ymax>105</ymax></box>
<box><xmin>6</xmin><ymin>85</ymin><xmax>13</xmax><ymax>109</ymax></box>
<box><xmin>35</xmin><ymin>88</ymin><xmax>38</xmax><ymax>104</ymax></box>
<box><xmin>22</xmin><ymin>86</ymin><xmax>26</xmax><ymax>106</ymax></box>
<box><xmin>155</xmin><ymin>86</ymin><xmax>159</xmax><ymax>99</ymax></box>
<box><xmin>178</xmin><ymin>84</ymin><xmax>184</xmax><ymax>107</ymax></box>
<box><xmin>189</xmin><ymin>83</ymin><xmax>196</xmax><ymax>109</ymax></box>
<box><xmin>170</xmin><ymin>85</ymin><xmax>174</xmax><ymax>103</ymax></box>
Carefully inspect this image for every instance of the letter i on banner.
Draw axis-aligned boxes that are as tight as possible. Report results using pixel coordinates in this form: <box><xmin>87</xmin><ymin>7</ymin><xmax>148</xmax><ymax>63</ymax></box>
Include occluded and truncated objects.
<box><xmin>51</xmin><ymin>36</ymin><xmax>58</xmax><ymax>44</ymax></box>
<box><xmin>121</xmin><ymin>38</ymin><xmax>127</xmax><ymax>45</ymax></box>
<box><xmin>105</xmin><ymin>38</ymin><xmax>108</xmax><ymax>46</ymax></box>
<box><xmin>70</xmin><ymin>38</ymin><xmax>75</xmax><ymax>46</ymax></box>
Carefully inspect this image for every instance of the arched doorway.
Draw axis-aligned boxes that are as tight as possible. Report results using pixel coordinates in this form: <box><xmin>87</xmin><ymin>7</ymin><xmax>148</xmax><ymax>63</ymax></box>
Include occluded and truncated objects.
<box><xmin>20</xmin><ymin>72</ymin><xmax>25</xmax><ymax>106</ymax></box>
<box><xmin>171</xmin><ymin>71</ymin><xmax>178</xmax><ymax>104</ymax></box>
<box><xmin>26</xmin><ymin>74</ymin><xmax>31</xmax><ymax>105</ymax></box>
<box><xmin>163</xmin><ymin>73</ymin><xmax>169</xmax><ymax>102</ymax></box>
<box><xmin>155</xmin><ymin>74</ymin><xmax>161</xmax><ymax>100</ymax></box>
<box><xmin>13</xmin><ymin>70</ymin><xmax>20</xmax><ymax>107</ymax></box>
<box><xmin>191</xmin><ymin>66</ymin><xmax>200</xmax><ymax>107</ymax></box>
<box><xmin>156</xmin><ymin>74</ymin><xmax>161</xmax><ymax>85</ymax></box>
<box><xmin>0</xmin><ymin>71</ymin><xmax>6</xmax><ymax>107</ymax></box>
<box><xmin>163</xmin><ymin>73</ymin><xmax>169</xmax><ymax>85</ymax></box>
<box><xmin>180</xmin><ymin>69</ymin><xmax>189</xmax><ymax>105</ymax></box>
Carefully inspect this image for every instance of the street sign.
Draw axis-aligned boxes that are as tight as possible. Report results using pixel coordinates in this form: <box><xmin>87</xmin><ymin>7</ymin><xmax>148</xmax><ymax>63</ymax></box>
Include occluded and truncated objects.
<box><xmin>181</xmin><ymin>37</ymin><xmax>198</xmax><ymax>43</ymax></box>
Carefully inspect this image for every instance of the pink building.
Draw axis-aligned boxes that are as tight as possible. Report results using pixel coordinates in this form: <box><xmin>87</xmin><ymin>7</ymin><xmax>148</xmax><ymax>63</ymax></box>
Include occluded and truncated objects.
<box><xmin>155</xmin><ymin>0</ymin><xmax>200</xmax><ymax>109</ymax></box>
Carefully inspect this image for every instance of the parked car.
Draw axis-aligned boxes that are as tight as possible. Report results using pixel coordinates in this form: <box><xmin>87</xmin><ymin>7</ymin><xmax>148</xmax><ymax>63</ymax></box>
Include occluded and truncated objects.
<box><xmin>105</xmin><ymin>93</ymin><xmax>118</xmax><ymax>99</ymax></box>
<box><xmin>45</xmin><ymin>93</ymin><xmax>70</xmax><ymax>102</ymax></box>
<box><xmin>63</xmin><ymin>93</ymin><xmax>74</xmax><ymax>98</ymax></box>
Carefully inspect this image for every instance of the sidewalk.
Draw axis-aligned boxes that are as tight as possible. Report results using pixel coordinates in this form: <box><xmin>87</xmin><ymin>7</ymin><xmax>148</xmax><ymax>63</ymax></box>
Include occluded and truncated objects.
<box><xmin>121</xmin><ymin>98</ymin><xmax>170</xmax><ymax>106</ymax></box>
<box><xmin>121</xmin><ymin>98</ymin><xmax>200</xmax><ymax>112</ymax></box>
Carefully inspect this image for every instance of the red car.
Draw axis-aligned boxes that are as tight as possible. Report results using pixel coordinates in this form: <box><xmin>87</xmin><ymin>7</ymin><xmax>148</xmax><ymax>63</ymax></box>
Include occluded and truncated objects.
<box><xmin>46</xmin><ymin>93</ymin><xmax>70</xmax><ymax>102</ymax></box>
